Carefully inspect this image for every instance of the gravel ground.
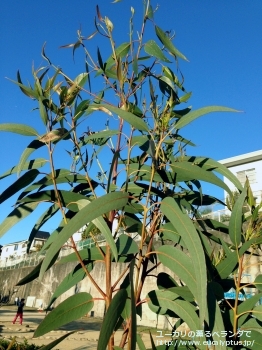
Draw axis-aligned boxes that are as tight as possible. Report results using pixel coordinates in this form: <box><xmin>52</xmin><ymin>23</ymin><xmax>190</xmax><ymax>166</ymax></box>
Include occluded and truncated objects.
<box><xmin>0</xmin><ymin>305</ymin><xmax>152</xmax><ymax>349</ymax></box>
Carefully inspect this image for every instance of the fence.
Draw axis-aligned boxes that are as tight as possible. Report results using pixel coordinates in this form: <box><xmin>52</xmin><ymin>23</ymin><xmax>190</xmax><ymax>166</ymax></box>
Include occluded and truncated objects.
<box><xmin>0</xmin><ymin>234</ymin><xmax>108</xmax><ymax>271</ymax></box>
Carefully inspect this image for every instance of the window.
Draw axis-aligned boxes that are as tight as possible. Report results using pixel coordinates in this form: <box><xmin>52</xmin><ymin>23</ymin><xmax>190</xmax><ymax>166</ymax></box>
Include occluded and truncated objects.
<box><xmin>236</xmin><ymin>168</ymin><xmax>256</xmax><ymax>186</ymax></box>
<box><xmin>6</xmin><ymin>248</ymin><xmax>8</xmax><ymax>252</ymax></box>
<box><xmin>14</xmin><ymin>244</ymin><xmax>18</xmax><ymax>251</ymax></box>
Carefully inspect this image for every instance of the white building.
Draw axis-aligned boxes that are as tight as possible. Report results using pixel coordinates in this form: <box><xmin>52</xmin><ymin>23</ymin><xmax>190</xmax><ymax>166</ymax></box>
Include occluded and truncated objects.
<box><xmin>219</xmin><ymin>149</ymin><xmax>262</xmax><ymax>205</ymax></box>
<box><xmin>0</xmin><ymin>231</ymin><xmax>50</xmax><ymax>266</ymax></box>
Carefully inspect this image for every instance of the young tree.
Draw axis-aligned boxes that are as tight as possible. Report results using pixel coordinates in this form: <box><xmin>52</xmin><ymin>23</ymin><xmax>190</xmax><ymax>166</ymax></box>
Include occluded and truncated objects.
<box><xmin>1</xmin><ymin>1</ymin><xmax>262</xmax><ymax>349</ymax></box>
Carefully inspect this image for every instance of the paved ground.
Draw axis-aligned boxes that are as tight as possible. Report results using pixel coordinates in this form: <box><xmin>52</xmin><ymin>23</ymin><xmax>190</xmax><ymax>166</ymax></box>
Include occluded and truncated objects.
<box><xmin>0</xmin><ymin>305</ymin><xmax>153</xmax><ymax>349</ymax></box>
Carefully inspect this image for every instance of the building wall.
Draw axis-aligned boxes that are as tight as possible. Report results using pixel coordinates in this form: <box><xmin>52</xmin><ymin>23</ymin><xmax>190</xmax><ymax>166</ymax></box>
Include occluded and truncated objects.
<box><xmin>0</xmin><ymin>241</ymin><xmax>27</xmax><ymax>260</ymax></box>
<box><xmin>223</xmin><ymin>159</ymin><xmax>262</xmax><ymax>203</ymax></box>
<box><xmin>0</xmin><ymin>259</ymin><xmax>178</xmax><ymax>330</ymax></box>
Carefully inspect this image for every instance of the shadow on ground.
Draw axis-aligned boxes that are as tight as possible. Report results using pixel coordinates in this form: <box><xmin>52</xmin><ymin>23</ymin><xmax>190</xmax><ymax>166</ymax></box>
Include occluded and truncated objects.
<box><xmin>59</xmin><ymin>319</ymin><xmax>102</xmax><ymax>331</ymax></box>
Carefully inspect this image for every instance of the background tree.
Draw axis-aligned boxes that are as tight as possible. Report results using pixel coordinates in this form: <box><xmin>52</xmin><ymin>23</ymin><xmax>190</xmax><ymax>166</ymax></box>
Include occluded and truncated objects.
<box><xmin>0</xmin><ymin>1</ymin><xmax>262</xmax><ymax>350</ymax></box>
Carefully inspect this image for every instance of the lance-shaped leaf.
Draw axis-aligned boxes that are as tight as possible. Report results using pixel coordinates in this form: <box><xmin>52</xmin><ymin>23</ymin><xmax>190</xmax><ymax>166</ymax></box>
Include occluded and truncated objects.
<box><xmin>18</xmin><ymin>189</ymin><xmax>88</xmax><ymax>212</ymax></box>
<box><xmin>95</xmin><ymin>42</ymin><xmax>130</xmax><ymax>75</ymax></box>
<box><xmin>0</xmin><ymin>202</ymin><xmax>38</xmax><ymax>238</ymax></box>
<box><xmin>137</xmin><ymin>333</ymin><xmax>146</xmax><ymax>350</ymax></box>
<box><xmin>236</xmin><ymin>293</ymin><xmax>262</xmax><ymax>327</ymax></box>
<box><xmin>58</xmin><ymin>246</ymin><xmax>105</xmax><ymax>265</ymax></box>
<box><xmin>160</xmin><ymin>197</ymin><xmax>207</xmax><ymax>325</ymax></box>
<box><xmin>170</xmin><ymin>162</ymin><xmax>232</xmax><ymax>195</ymax></box>
<box><xmin>175</xmin><ymin>106</ymin><xmax>240</xmax><ymax>130</ymax></box>
<box><xmin>79</xmin><ymin>129</ymin><xmax>119</xmax><ymax>147</ymax></box>
<box><xmin>254</xmin><ymin>275</ymin><xmax>262</xmax><ymax>291</ymax></box>
<box><xmin>97</xmin><ymin>289</ymin><xmax>127</xmax><ymax>350</ymax></box>
<box><xmin>38</xmin><ymin>98</ymin><xmax>48</xmax><ymax>125</ymax></box>
<box><xmin>16</xmin><ymin>252</ymin><xmax>59</xmax><ymax>286</ymax></box>
<box><xmin>38</xmin><ymin>331</ymin><xmax>76</xmax><ymax>350</ymax></box>
<box><xmin>155</xmin><ymin>26</ymin><xmax>188</xmax><ymax>61</ymax></box>
<box><xmin>144</xmin><ymin>40</ymin><xmax>171</xmax><ymax>63</ymax></box>
<box><xmin>156</xmin><ymin>246</ymin><xmax>196</xmax><ymax>294</ymax></box>
<box><xmin>241</xmin><ymin>318</ymin><xmax>262</xmax><ymax>335</ymax></box>
<box><xmin>252</xmin><ymin>305</ymin><xmax>262</xmax><ymax>322</ymax></box>
<box><xmin>0</xmin><ymin>169</ymin><xmax>39</xmax><ymax>205</ymax></box>
<box><xmin>18</xmin><ymin>169</ymin><xmax>91</xmax><ymax>200</ymax></box>
<box><xmin>215</xmin><ymin>250</ymin><xmax>238</xmax><ymax>279</ymax></box>
<box><xmin>240</xmin><ymin>330</ymin><xmax>262</xmax><ymax>350</ymax></box>
<box><xmin>27</xmin><ymin>204</ymin><xmax>59</xmax><ymax>252</ymax></box>
<box><xmin>39</xmin><ymin>192</ymin><xmax>128</xmax><ymax>279</ymax></box>
<box><xmin>207</xmin><ymin>283</ymin><xmax>227</xmax><ymax>350</ymax></box>
<box><xmin>129</xmin><ymin>259</ymin><xmax>136</xmax><ymax>350</ymax></box>
<box><xmin>0</xmin><ymin>158</ymin><xmax>47</xmax><ymax>180</ymax></box>
<box><xmin>47</xmin><ymin>262</ymin><xmax>93</xmax><ymax>309</ymax></box>
<box><xmin>181</xmin><ymin>155</ymin><xmax>243</xmax><ymax>192</ymax></box>
<box><xmin>229</xmin><ymin>187</ymin><xmax>247</xmax><ymax>247</ymax></box>
<box><xmin>0</xmin><ymin>123</ymin><xmax>38</xmax><ymax>136</ymax></box>
<box><xmin>148</xmin><ymin>290</ymin><xmax>199</xmax><ymax>331</ymax></box>
<box><xmin>34</xmin><ymin>292</ymin><xmax>94</xmax><ymax>337</ymax></box>
<box><xmin>17</xmin><ymin>140</ymin><xmax>44</xmax><ymax>176</ymax></box>
<box><xmin>91</xmin><ymin>104</ymin><xmax>148</xmax><ymax>131</ymax></box>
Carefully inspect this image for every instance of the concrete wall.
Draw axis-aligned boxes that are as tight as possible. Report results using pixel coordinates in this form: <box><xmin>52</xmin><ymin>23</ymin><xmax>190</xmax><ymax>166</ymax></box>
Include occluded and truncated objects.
<box><xmin>0</xmin><ymin>259</ymin><xmax>174</xmax><ymax>329</ymax></box>
<box><xmin>1</xmin><ymin>247</ymin><xmax>261</xmax><ymax>330</ymax></box>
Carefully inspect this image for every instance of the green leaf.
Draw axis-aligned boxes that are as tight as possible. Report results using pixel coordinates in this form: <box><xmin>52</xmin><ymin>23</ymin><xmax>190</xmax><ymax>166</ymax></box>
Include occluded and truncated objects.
<box><xmin>155</xmin><ymin>26</ymin><xmax>188</xmax><ymax>61</ymax></box>
<box><xmin>97</xmin><ymin>289</ymin><xmax>127</xmax><ymax>350</ymax></box>
<box><xmin>58</xmin><ymin>246</ymin><xmax>105</xmax><ymax>265</ymax></box>
<box><xmin>252</xmin><ymin>305</ymin><xmax>262</xmax><ymax>321</ymax></box>
<box><xmin>206</xmin><ymin>283</ymin><xmax>227</xmax><ymax>350</ymax></box>
<box><xmin>11</xmin><ymin>71</ymin><xmax>38</xmax><ymax>98</ymax></box>
<box><xmin>16</xmin><ymin>252</ymin><xmax>59</xmax><ymax>285</ymax></box>
<box><xmin>38</xmin><ymin>99</ymin><xmax>48</xmax><ymax>125</ymax></box>
<box><xmin>38</xmin><ymin>331</ymin><xmax>75</xmax><ymax>350</ymax></box>
<box><xmin>47</xmin><ymin>262</ymin><xmax>93</xmax><ymax>309</ymax></box>
<box><xmin>0</xmin><ymin>169</ymin><xmax>39</xmax><ymax>205</ymax></box>
<box><xmin>170</xmin><ymin>161</ymin><xmax>232</xmax><ymax>195</ymax></box>
<box><xmin>144</xmin><ymin>40</ymin><xmax>171</xmax><ymax>63</ymax></box>
<box><xmin>129</xmin><ymin>259</ymin><xmax>136</xmax><ymax>350</ymax></box>
<box><xmin>241</xmin><ymin>318</ymin><xmax>262</xmax><ymax>335</ymax></box>
<box><xmin>91</xmin><ymin>104</ymin><xmax>148</xmax><ymax>131</ymax></box>
<box><xmin>106</xmin><ymin>42</ymin><xmax>130</xmax><ymax>65</ymax></box>
<box><xmin>236</xmin><ymin>292</ymin><xmax>262</xmax><ymax>327</ymax></box>
<box><xmin>202</xmin><ymin>218</ymin><xmax>229</xmax><ymax>234</ymax></box>
<box><xmin>116</xmin><ymin>234</ymin><xmax>138</xmax><ymax>255</ymax></box>
<box><xmin>182</xmin><ymin>156</ymin><xmax>243</xmax><ymax>192</ymax></box>
<box><xmin>34</xmin><ymin>292</ymin><xmax>94</xmax><ymax>337</ymax></box>
<box><xmin>254</xmin><ymin>275</ymin><xmax>262</xmax><ymax>291</ymax></box>
<box><xmin>0</xmin><ymin>202</ymin><xmax>38</xmax><ymax>239</ymax></box>
<box><xmin>240</xmin><ymin>330</ymin><xmax>262</xmax><ymax>350</ymax></box>
<box><xmin>39</xmin><ymin>192</ymin><xmax>128</xmax><ymax>279</ymax></box>
<box><xmin>176</xmin><ymin>106</ymin><xmax>240</xmax><ymax>130</ymax></box>
<box><xmin>215</xmin><ymin>251</ymin><xmax>238</xmax><ymax>279</ymax></box>
<box><xmin>17</xmin><ymin>140</ymin><xmax>45</xmax><ymax>176</ymax></box>
<box><xmin>156</xmin><ymin>246</ymin><xmax>197</xmax><ymax>295</ymax></box>
<box><xmin>79</xmin><ymin>129</ymin><xmax>119</xmax><ymax>147</ymax></box>
<box><xmin>27</xmin><ymin>204</ymin><xmax>59</xmax><ymax>252</ymax></box>
<box><xmin>137</xmin><ymin>333</ymin><xmax>146</xmax><ymax>350</ymax></box>
<box><xmin>229</xmin><ymin>187</ymin><xmax>247</xmax><ymax>247</ymax></box>
<box><xmin>148</xmin><ymin>290</ymin><xmax>199</xmax><ymax>331</ymax></box>
<box><xmin>159</xmin><ymin>222</ymin><xmax>185</xmax><ymax>246</ymax></box>
<box><xmin>0</xmin><ymin>158</ymin><xmax>47</xmax><ymax>180</ymax></box>
<box><xmin>18</xmin><ymin>169</ymin><xmax>92</xmax><ymax>199</ymax></box>
<box><xmin>0</xmin><ymin>123</ymin><xmax>38</xmax><ymax>136</ymax></box>
<box><xmin>160</xmin><ymin>197</ymin><xmax>207</xmax><ymax>325</ymax></box>
<box><xmin>129</xmin><ymin>162</ymin><xmax>232</xmax><ymax>195</ymax></box>
<box><xmin>16</xmin><ymin>260</ymin><xmax>43</xmax><ymax>286</ymax></box>
<box><xmin>18</xmin><ymin>189</ymin><xmax>87</xmax><ymax>211</ymax></box>
<box><xmin>74</xmin><ymin>100</ymin><xmax>90</xmax><ymax>121</ymax></box>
